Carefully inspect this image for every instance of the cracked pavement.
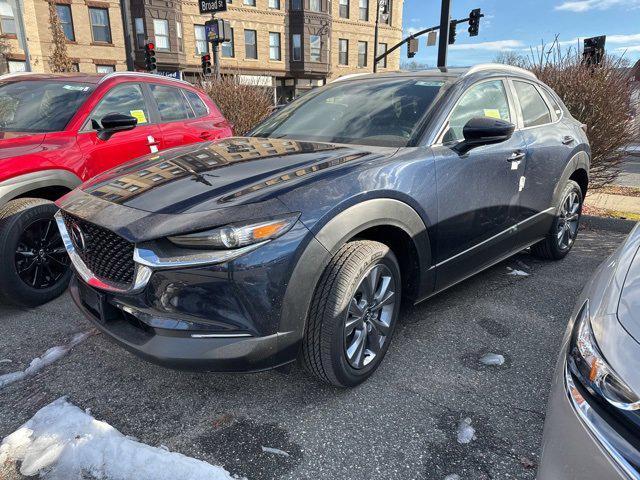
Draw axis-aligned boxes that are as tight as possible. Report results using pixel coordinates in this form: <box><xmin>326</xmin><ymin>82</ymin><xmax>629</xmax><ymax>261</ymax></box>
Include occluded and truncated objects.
<box><xmin>0</xmin><ymin>226</ymin><xmax>627</xmax><ymax>480</ymax></box>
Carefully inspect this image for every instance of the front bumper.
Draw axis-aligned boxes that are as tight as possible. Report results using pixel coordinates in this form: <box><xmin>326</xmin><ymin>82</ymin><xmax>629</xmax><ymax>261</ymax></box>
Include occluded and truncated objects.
<box><xmin>538</xmin><ymin>346</ymin><xmax>639</xmax><ymax>480</ymax></box>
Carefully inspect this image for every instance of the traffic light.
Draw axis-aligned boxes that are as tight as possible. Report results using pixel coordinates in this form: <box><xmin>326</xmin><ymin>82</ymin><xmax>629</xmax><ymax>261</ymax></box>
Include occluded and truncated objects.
<box><xmin>468</xmin><ymin>8</ymin><xmax>481</xmax><ymax>37</ymax></box>
<box><xmin>408</xmin><ymin>37</ymin><xmax>419</xmax><ymax>59</ymax></box>
<box><xmin>201</xmin><ymin>53</ymin><xmax>212</xmax><ymax>76</ymax></box>
<box><xmin>583</xmin><ymin>36</ymin><xmax>606</xmax><ymax>66</ymax></box>
<box><xmin>144</xmin><ymin>43</ymin><xmax>157</xmax><ymax>72</ymax></box>
<box><xmin>448</xmin><ymin>20</ymin><xmax>457</xmax><ymax>45</ymax></box>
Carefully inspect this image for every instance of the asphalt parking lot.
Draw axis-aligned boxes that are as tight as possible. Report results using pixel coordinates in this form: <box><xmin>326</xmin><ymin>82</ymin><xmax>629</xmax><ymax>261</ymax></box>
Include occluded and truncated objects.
<box><xmin>0</xmin><ymin>225</ymin><xmax>628</xmax><ymax>480</ymax></box>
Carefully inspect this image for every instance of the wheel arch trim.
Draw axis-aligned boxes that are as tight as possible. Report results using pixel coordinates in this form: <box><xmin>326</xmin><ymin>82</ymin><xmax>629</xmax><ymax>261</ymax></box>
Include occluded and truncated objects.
<box><xmin>552</xmin><ymin>150</ymin><xmax>590</xmax><ymax>209</ymax></box>
<box><xmin>0</xmin><ymin>170</ymin><xmax>82</xmax><ymax>207</ymax></box>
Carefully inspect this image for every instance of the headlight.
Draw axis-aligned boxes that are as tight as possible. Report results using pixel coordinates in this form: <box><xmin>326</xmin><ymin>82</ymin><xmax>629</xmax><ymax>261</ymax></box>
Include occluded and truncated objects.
<box><xmin>168</xmin><ymin>214</ymin><xmax>299</xmax><ymax>250</ymax></box>
<box><xmin>568</xmin><ymin>300</ymin><xmax>640</xmax><ymax>411</ymax></box>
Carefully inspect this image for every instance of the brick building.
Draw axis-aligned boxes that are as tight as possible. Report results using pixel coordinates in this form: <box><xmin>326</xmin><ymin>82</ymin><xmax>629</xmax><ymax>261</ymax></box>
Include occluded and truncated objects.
<box><xmin>0</xmin><ymin>0</ymin><xmax>128</xmax><ymax>74</ymax></box>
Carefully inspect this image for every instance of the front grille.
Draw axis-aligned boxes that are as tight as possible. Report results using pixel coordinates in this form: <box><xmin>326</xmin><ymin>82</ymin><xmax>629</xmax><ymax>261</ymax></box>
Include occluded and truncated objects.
<box><xmin>62</xmin><ymin>211</ymin><xmax>135</xmax><ymax>286</ymax></box>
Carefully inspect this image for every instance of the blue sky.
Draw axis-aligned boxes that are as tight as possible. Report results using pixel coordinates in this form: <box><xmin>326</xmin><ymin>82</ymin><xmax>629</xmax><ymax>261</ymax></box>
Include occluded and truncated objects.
<box><xmin>402</xmin><ymin>0</ymin><xmax>640</xmax><ymax>66</ymax></box>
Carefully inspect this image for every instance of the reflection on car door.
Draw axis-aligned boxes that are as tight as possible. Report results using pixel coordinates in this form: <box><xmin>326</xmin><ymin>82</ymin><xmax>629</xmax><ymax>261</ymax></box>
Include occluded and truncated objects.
<box><xmin>509</xmin><ymin>80</ymin><xmax>574</xmax><ymax>245</ymax></box>
<box><xmin>147</xmin><ymin>84</ymin><xmax>227</xmax><ymax>149</ymax></box>
<box><xmin>76</xmin><ymin>82</ymin><xmax>162</xmax><ymax>179</ymax></box>
<box><xmin>432</xmin><ymin>78</ymin><xmax>527</xmax><ymax>291</ymax></box>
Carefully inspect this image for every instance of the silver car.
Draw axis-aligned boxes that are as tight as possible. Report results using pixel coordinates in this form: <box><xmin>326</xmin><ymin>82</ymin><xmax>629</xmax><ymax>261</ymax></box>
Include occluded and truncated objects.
<box><xmin>539</xmin><ymin>223</ymin><xmax>640</xmax><ymax>479</ymax></box>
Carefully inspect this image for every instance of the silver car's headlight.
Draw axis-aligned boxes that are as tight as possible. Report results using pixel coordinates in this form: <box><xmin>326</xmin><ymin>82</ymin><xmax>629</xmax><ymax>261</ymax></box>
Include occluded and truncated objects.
<box><xmin>168</xmin><ymin>214</ymin><xmax>299</xmax><ymax>250</ymax></box>
<box><xmin>568</xmin><ymin>300</ymin><xmax>640</xmax><ymax>411</ymax></box>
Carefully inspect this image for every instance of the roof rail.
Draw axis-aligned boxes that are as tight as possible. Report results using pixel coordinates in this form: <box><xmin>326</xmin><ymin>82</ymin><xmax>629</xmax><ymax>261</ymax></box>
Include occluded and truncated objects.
<box><xmin>463</xmin><ymin>63</ymin><xmax>537</xmax><ymax>80</ymax></box>
<box><xmin>98</xmin><ymin>71</ymin><xmax>192</xmax><ymax>86</ymax></box>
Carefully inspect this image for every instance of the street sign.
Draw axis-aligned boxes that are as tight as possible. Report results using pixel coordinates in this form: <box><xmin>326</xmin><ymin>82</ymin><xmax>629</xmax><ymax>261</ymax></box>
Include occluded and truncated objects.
<box><xmin>198</xmin><ymin>0</ymin><xmax>227</xmax><ymax>15</ymax></box>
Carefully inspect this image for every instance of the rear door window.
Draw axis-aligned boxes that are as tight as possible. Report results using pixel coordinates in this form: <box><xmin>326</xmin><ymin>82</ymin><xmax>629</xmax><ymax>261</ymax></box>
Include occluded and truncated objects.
<box><xmin>149</xmin><ymin>84</ymin><xmax>194</xmax><ymax>122</ymax></box>
<box><xmin>513</xmin><ymin>81</ymin><xmax>552</xmax><ymax>128</ymax></box>
<box><xmin>183</xmin><ymin>89</ymin><xmax>209</xmax><ymax>117</ymax></box>
<box><xmin>443</xmin><ymin>79</ymin><xmax>511</xmax><ymax>143</ymax></box>
<box><xmin>88</xmin><ymin>83</ymin><xmax>149</xmax><ymax>129</ymax></box>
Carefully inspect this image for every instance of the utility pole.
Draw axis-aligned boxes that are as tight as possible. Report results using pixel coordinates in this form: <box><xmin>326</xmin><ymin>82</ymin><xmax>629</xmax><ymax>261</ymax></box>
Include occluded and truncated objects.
<box><xmin>211</xmin><ymin>14</ymin><xmax>220</xmax><ymax>79</ymax></box>
<box><xmin>119</xmin><ymin>0</ymin><xmax>135</xmax><ymax>71</ymax></box>
<box><xmin>373</xmin><ymin>0</ymin><xmax>388</xmax><ymax>73</ymax></box>
<box><xmin>437</xmin><ymin>0</ymin><xmax>452</xmax><ymax>69</ymax></box>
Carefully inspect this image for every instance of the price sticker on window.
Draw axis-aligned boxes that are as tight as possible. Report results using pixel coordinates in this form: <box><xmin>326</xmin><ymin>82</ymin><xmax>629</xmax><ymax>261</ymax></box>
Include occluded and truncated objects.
<box><xmin>129</xmin><ymin>110</ymin><xmax>148</xmax><ymax>124</ymax></box>
<box><xmin>483</xmin><ymin>109</ymin><xmax>501</xmax><ymax>119</ymax></box>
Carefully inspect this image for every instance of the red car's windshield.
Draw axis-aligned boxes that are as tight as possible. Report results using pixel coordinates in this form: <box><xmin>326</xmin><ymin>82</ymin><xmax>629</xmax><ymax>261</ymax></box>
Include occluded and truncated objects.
<box><xmin>0</xmin><ymin>80</ymin><xmax>95</xmax><ymax>134</ymax></box>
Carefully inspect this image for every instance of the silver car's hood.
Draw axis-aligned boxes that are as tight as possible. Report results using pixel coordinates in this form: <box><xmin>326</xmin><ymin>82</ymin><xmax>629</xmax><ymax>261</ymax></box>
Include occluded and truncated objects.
<box><xmin>618</xmin><ymin>228</ymin><xmax>640</xmax><ymax>344</ymax></box>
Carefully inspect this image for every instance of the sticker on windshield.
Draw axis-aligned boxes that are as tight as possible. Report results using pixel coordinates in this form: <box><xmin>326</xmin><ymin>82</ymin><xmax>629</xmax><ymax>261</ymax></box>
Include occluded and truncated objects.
<box><xmin>483</xmin><ymin>109</ymin><xmax>501</xmax><ymax>119</ymax></box>
<box><xmin>63</xmin><ymin>85</ymin><xmax>90</xmax><ymax>92</ymax></box>
<box><xmin>415</xmin><ymin>81</ymin><xmax>444</xmax><ymax>87</ymax></box>
<box><xmin>130</xmin><ymin>109</ymin><xmax>148</xmax><ymax>124</ymax></box>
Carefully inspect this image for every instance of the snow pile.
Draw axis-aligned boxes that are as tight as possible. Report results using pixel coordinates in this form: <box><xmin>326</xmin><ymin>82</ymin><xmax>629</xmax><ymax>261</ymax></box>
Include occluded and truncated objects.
<box><xmin>506</xmin><ymin>267</ymin><xmax>529</xmax><ymax>277</ymax></box>
<box><xmin>479</xmin><ymin>353</ymin><xmax>505</xmax><ymax>366</ymax></box>
<box><xmin>0</xmin><ymin>331</ymin><xmax>94</xmax><ymax>389</ymax></box>
<box><xmin>0</xmin><ymin>397</ymin><xmax>235</xmax><ymax>480</ymax></box>
<box><xmin>456</xmin><ymin>417</ymin><xmax>476</xmax><ymax>444</ymax></box>
<box><xmin>261</xmin><ymin>446</ymin><xmax>290</xmax><ymax>457</ymax></box>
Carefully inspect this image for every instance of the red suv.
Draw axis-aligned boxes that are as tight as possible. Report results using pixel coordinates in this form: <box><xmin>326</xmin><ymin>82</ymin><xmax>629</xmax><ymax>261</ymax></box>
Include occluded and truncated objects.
<box><xmin>0</xmin><ymin>72</ymin><xmax>233</xmax><ymax>307</ymax></box>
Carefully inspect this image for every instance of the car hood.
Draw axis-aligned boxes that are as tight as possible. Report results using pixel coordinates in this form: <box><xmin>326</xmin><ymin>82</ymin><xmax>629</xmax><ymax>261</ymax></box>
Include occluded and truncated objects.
<box><xmin>0</xmin><ymin>132</ymin><xmax>47</xmax><ymax>160</ymax></box>
<box><xmin>79</xmin><ymin>137</ymin><xmax>383</xmax><ymax>215</ymax></box>
<box><xmin>617</xmin><ymin>228</ymin><xmax>640</xmax><ymax>344</ymax></box>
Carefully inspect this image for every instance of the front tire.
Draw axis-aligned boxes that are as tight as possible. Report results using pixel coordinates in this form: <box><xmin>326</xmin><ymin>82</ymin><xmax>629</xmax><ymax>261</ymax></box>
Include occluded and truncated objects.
<box><xmin>301</xmin><ymin>241</ymin><xmax>401</xmax><ymax>387</ymax></box>
<box><xmin>0</xmin><ymin>198</ymin><xmax>71</xmax><ymax>307</ymax></box>
<box><xmin>531</xmin><ymin>180</ymin><xmax>583</xmax><ymax>260</ymax></box>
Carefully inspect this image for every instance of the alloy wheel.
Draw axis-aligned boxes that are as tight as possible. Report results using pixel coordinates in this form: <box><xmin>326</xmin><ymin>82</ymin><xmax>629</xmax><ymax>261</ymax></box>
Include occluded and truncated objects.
<box><xmin>15</xmin><ymin>219</ymin><xmax>69</xmax><ymax>289</ymax></box>
<box><xmin>344</xmin><ymin>264</ymin><xmax>397</xmax><ymax>370</ymax></box>
<box><xmin>557</xmin><ymin>191</ymin><xmax>581</xmax><ymax>250</ymax></box>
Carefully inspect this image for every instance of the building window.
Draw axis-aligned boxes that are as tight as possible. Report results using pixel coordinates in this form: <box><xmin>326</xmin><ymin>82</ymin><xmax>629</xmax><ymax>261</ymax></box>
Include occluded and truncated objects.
<box><xmin>291</xmin><ymin>0</ymin><xmax>301</xmax><ymax>8</ymax></box>
<box><xmin>96</xmin><ymin>64</ymin><xmax>115</xmax><ymax>73</ymax></box>
<box><xmin>134</xmin><ymin>17</ymin><xmax>145</xmax><ymax>48</ymax></box>
<box><xmin>0</xmin><ymin>0</ymin><xmax>15</xmax><ymax>35</ymax></box>
<box><xmin>339</xmin><ymin>0</ymin><xmax>348</xmax><ymax>17</ymax></box>
<box><xmin>359</xmin><ymin>0</ymin><xmax>368</xmax><ymax>20</ymax></box>
<box><xmin>292</xmin><ymin>33</ymin><xmax>301</xmax><ymax>61</ymax></box>
<box><xmin>309</xmin><ymin>0</ymin><xmax>321</xmax><ymax>11</ymax></box>
<box><xmin>269</xmin><ymin>32</ymin><xmax>281</xmax><ymax>61</ymax></box>
<box><xmin>244</xmin><ymin>29</ymin><xmax>257</xmax><ymax>59</ymax></box>
<box><xmin>382</xmin><ymin>0</ymin><xmax>391</xmax><ymax>24</ymax></box>
<box><xmin>7</xmin><ymin>60</ymin><xmax>25</xmax><ymax>72</ymax></box>
<box><xmin>358</xmin><ymin>40</ymin><xmax>367</xmax><ymax>67</ymax></box>
<box><xmin>176</xmin><ymin>21</ymin><xmax>183</xmax><ymax>52</ymax></box>
<box><xmin>268</xmin><ymin>0</ymin><xmax>280</xmax><ymax>8</ymax></box>
<box><xmin>310</xmin><ymin>34</ymin><xmax>320</xmax><ymax>62</ymax></box>
<box><xmin>377</xmin><ymin>42</ymin><xmax>387</xmax><ymax>68</ymax></box>
<box><xmin>221</xmin><ymin>27</ymin><xmax>234</xmax><ymax>57</ymax></box>
<box><xmin>243</xmin><ymin>0</ymin><xmax>255</xmax><ymax>5</ymax></box>
<box><xmin>89</xmin><ymin>7</ymin><xmax>111</xmax><ymax>43</ymax></box>
<box><xmin>339</xmin><ymin>38</ymin><xmax>348</xmax><ymax>65</ymax></box>
<box><xmin>153</xmin><ymin>19</ymin><xmax>169</xmax><ymax>50</ymax></box>
<box><xmin>56</xmin><ymin>4</ymin><xmax>74</xmax><ymax>41</ymax></box>
<box><xmin>194</xmin><ymin>24</ymin><xmax>208</xmax><ymax>55</ymax></box>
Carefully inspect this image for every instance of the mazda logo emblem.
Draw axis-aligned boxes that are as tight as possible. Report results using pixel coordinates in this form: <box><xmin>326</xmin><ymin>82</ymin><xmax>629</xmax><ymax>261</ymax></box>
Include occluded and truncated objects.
<box><xmin>70</xmin><ymin>223</ymin><xmax>88</xmax><ymax>253</ymax></box>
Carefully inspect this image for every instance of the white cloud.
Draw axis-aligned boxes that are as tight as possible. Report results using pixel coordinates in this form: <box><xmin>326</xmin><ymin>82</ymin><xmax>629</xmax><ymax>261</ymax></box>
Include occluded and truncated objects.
<box><xmin>555</xmin><ymin>0</ymin><xmax>640</xmax><ymax>12</ymax></box>
<box><xmin>450</xmin><ymin>40</ymin><xmax>525</xmax><ymax>51</ymax></box>
<box><xmin>615</xmin><ymin>45</ymin><xmax>640</xmax><ymax>52</ymax></box>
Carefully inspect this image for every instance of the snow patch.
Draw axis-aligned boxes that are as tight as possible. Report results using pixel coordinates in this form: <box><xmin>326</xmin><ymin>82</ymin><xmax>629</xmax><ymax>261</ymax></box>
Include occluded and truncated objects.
<box><xmin>506</xmin><ymin>267</ymin><xmax>530</xmax><ymax>277</ymax></box>
<box><xmin>0</xmin><ymin>397</ymin><xmax>235</xmax><ymax>480</ymax></box>
<box><xmin>457</xmin><ymin>417</ymin><xmax>477</xmax><ymax>444</ymax></box>
<box><xmin>261</xmin><ymin>446</ymin><xmax>290</xmax><ymax>457</ymax></box>
<box><xmin>0</xmin><ymin>331</ymin><xmax>94</xmax><ymax>389</ymax></box>
<box><xmin>0</xmin><ymin>359</ymin><xmax>12</xmax><ymax>364</ymax></box>
<box><xmin>479</xmin><ymin>353</ymin><xmax>505</xmax><ymax>366</ymax></box>
<box><xmin>444</xmin><ymin>475</ymin><xmax>461</xmax><ymax>480</ymax></box>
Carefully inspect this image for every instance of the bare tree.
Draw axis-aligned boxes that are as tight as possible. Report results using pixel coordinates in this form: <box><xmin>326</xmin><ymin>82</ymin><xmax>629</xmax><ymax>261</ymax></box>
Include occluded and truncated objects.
<box><xmin>0</xmin><ymin>35</ymin><xmax>8</xmax><ymax>75</ymax></box>
<box><xmin>48</xmin><ymin>1</ymin><xmax>74</xmax><ymax>73</ymax></box>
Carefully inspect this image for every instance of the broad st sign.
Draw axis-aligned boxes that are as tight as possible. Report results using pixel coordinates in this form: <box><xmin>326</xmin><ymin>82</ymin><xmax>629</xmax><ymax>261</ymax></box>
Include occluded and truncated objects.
<box><xmin>199</xmin><ymin>0</ymin><xmax>227</xmax><ymax>14</ymax></box>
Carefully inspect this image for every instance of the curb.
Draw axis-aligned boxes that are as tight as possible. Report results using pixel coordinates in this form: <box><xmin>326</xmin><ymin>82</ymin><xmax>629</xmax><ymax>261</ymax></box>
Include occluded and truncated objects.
<box><xmin>582</xmin><ymin>215</ymin><xmax>637</xmax><ymax>234</ymax></box>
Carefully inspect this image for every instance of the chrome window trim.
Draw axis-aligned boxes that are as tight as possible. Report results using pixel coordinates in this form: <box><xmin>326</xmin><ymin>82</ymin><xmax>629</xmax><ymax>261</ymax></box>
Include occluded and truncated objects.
<box><xmin>565</xmin><ymin>367</ymin><xmax>640</xmax><ymax>480</ymax></box>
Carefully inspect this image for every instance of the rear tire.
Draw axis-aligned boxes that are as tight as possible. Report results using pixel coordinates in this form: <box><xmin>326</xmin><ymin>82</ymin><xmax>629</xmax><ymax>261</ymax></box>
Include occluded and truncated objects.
<box><xmin>531</xmin><ymin>180</ymin><xmax>583</xmax><ymax>260</ymax></box>
<box><xmin>0</xmin><ymin>198</ymin><xmax>71</xmax><ymax>307</ymax></box>
<box><xmin>301</xmin><ymin>240</ymin><xmax>401</xmax><ymax>388</ymax></box>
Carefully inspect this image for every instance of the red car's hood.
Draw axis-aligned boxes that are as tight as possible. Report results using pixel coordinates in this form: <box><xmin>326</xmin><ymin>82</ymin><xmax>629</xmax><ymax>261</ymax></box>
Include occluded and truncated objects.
<box><xmin>0</xmin><ymin>132</ymin><xmax>47</xmax><ymax>159</ymax></box>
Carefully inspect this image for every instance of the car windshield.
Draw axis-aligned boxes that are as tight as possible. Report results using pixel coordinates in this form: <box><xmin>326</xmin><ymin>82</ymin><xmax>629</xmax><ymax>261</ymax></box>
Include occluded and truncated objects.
<box><xmin>0</xmin><ymin>80</ymin><xmax>95</xmax><ymax>133</ymax></box>
<box><xmin>251</xmin><ymin>78</ymin><xmax>445</xmax><ymax>147</ymax></box>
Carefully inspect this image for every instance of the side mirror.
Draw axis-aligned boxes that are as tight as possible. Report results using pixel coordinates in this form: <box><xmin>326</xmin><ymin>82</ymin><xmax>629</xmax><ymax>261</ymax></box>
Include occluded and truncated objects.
<box><xmin>97</xmin><ymin>113</ymin><xmax>138</xmax><ymax>141</ymax></box>
<box><xmin>455</xmin><ymin>117</ymin><xmax>515</xmax><ymax>154</ymax></box>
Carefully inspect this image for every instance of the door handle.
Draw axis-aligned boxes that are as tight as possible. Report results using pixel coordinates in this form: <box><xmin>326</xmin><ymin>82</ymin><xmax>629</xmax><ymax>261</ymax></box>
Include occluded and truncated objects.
<box><xmin>562</xmin><ymin>135</ymin><xmax>575</xmax><ymax>145</ymax></box>
<box><xmin>508</xmin><ymin>151</ymin><xmax>526</xmax><ymax>162</ymax></box>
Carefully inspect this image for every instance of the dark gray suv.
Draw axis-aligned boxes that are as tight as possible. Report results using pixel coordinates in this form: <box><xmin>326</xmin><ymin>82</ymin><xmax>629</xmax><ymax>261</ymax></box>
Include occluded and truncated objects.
<box><xmin>56</xmin><ymin>64</ymin><xmax>590</xmax><ymax>387</ymax></box>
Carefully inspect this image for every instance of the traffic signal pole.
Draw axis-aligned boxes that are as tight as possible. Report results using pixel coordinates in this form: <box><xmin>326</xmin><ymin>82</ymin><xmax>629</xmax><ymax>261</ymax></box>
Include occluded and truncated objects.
<box><xmin>437</xmin><ymin>0</ymin><xmax>452</xmax><ymax>69</ymax></box>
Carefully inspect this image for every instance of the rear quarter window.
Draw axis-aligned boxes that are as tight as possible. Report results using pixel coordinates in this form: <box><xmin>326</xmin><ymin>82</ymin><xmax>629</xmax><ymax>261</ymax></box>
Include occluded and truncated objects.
<box><xmin>149</xmin><ymin>84</ymin><xmax>194</xmax><ymax>122</ymax></box>
<box><xmin>513</xmin><ymin>80</ymin><xmax>552</xmax><ymax>128</ymax></box>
